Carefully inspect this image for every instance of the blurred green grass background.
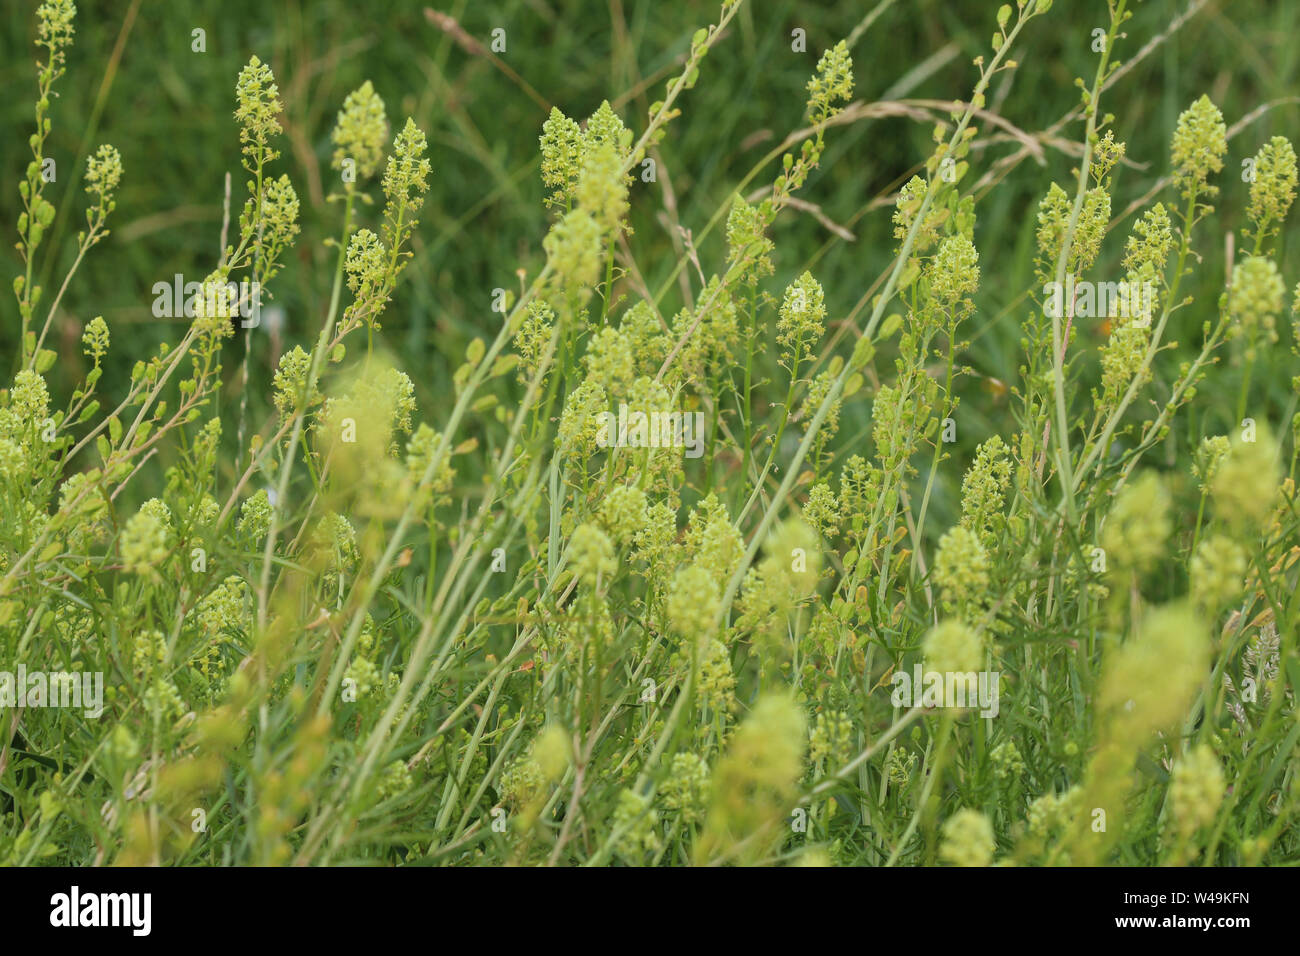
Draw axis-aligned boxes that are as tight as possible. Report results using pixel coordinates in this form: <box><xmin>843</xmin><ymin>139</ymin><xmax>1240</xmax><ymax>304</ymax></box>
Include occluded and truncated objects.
<box><xmin>2</xmin><ymin>0</ymin><xmax>1297</xmax><ymax>524</ymax></box>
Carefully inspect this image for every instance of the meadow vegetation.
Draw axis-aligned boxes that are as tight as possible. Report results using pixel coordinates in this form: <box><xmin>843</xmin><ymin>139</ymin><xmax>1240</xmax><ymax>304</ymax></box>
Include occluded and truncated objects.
<box><xmin>1</xmin><ymin>0</ymin><xmax>1298</xmax><ymax>866</ymax></box>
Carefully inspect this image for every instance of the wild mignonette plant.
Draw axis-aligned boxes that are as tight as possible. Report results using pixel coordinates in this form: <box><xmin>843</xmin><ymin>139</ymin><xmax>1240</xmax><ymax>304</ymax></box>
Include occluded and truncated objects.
<box><xmin>1</xmin><ymin>0</ymin><xmax>1297</xmax><ymax>868</ymax></box>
